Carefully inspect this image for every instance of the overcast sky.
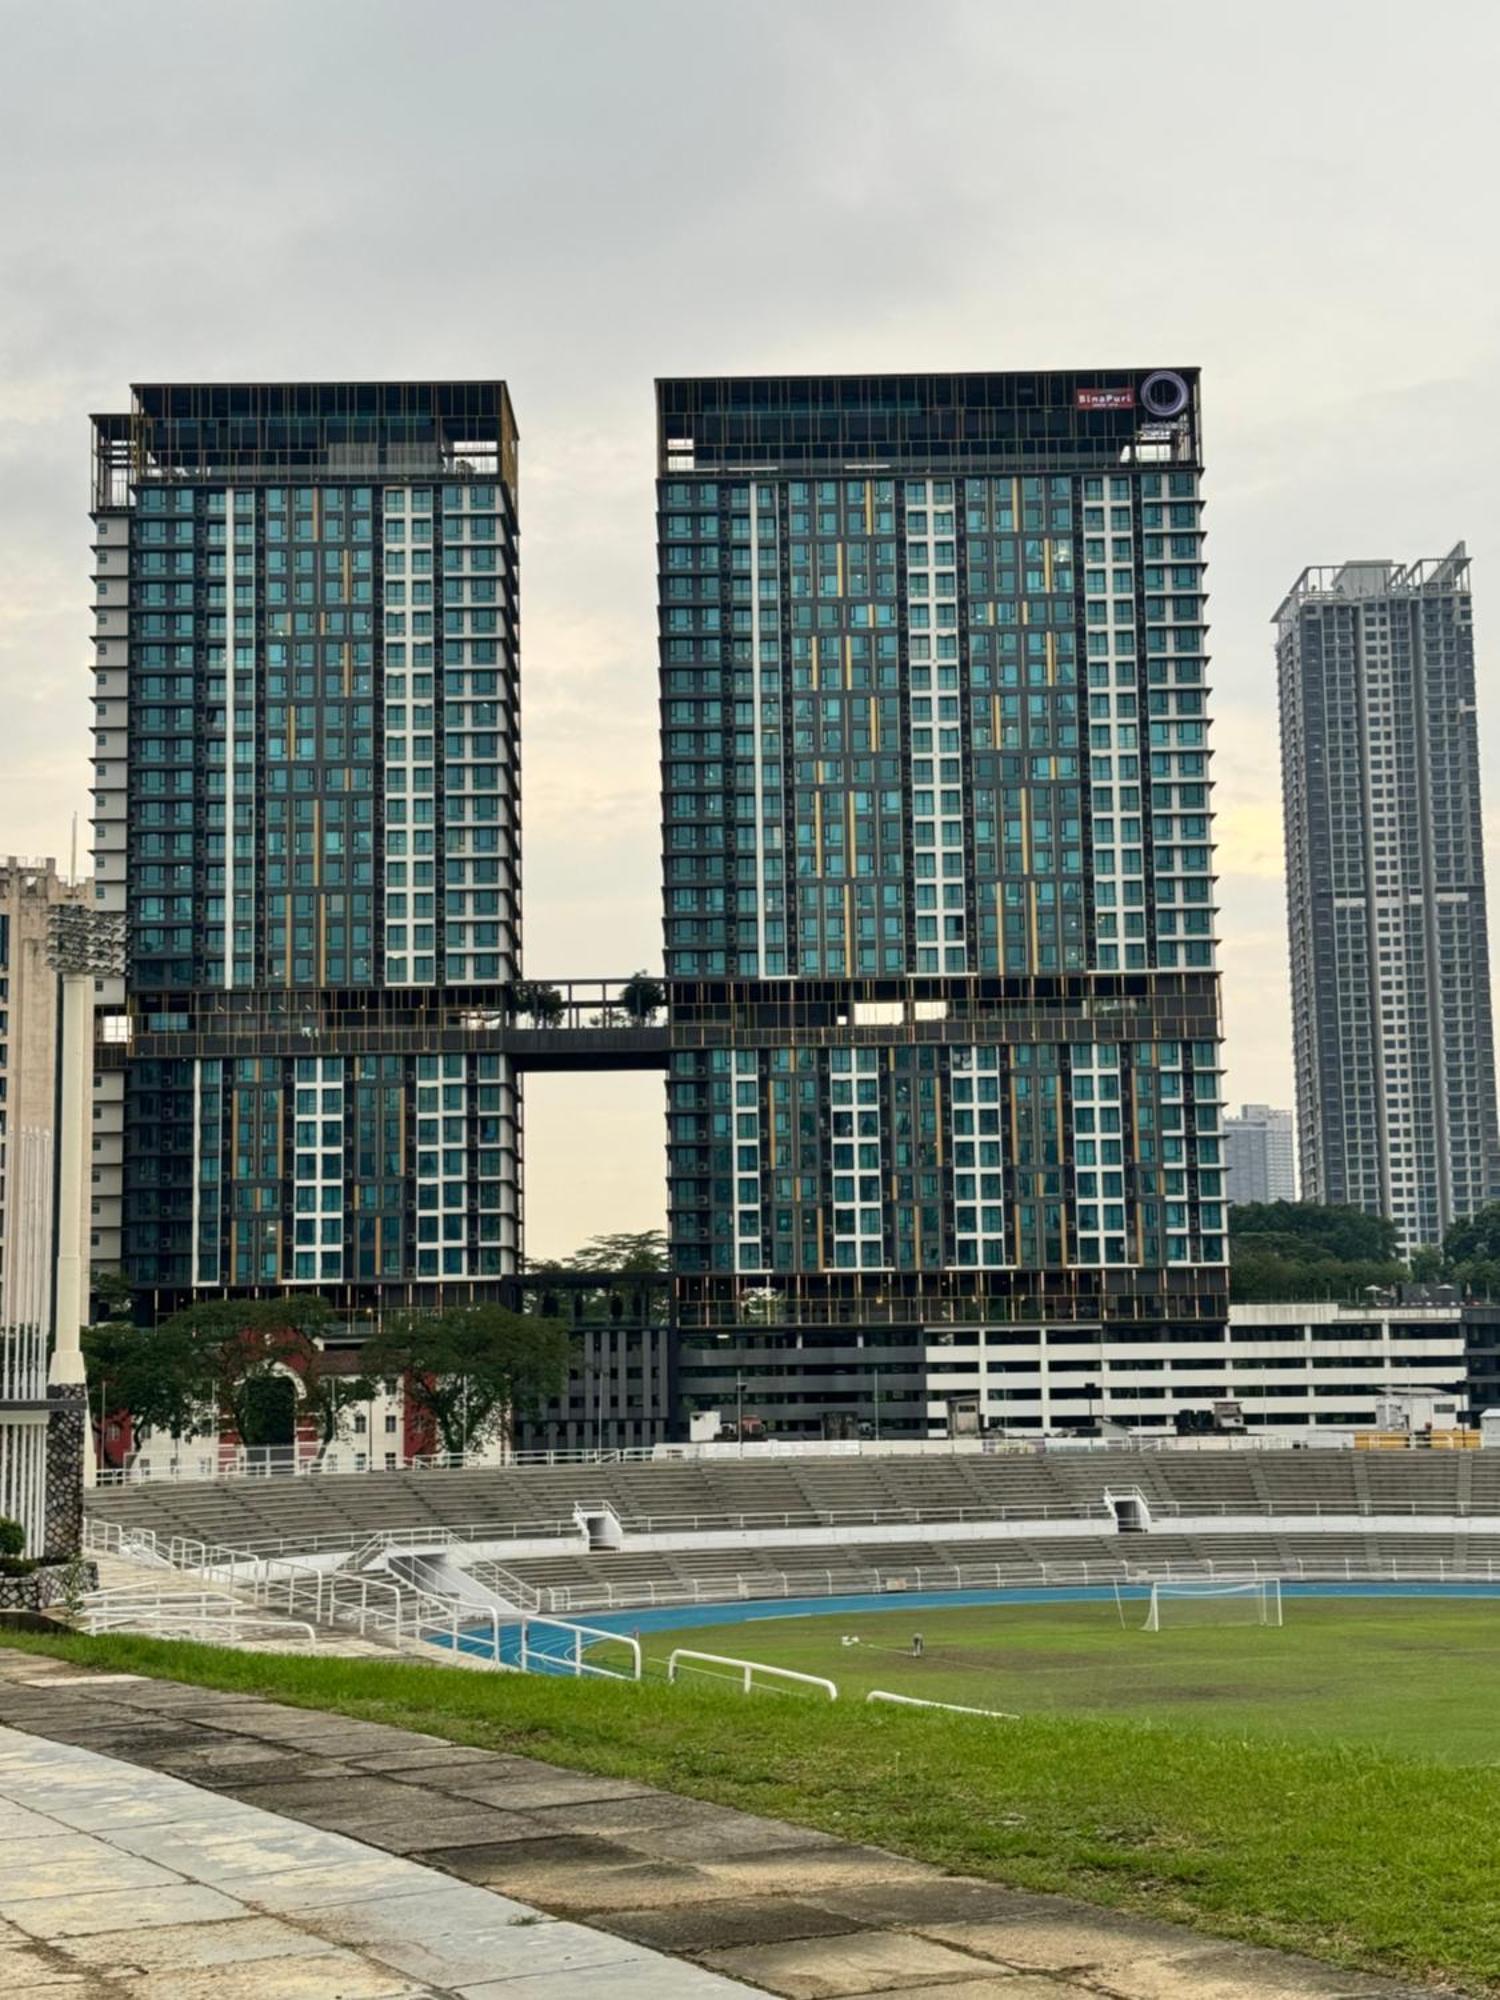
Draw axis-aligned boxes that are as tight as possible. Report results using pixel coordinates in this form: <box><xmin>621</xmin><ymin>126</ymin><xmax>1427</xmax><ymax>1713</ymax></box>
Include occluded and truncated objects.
<box><xmin>1</xmin><ymin>0</ymin><xmax>1496</xmax><ymax>1256</ymax></box>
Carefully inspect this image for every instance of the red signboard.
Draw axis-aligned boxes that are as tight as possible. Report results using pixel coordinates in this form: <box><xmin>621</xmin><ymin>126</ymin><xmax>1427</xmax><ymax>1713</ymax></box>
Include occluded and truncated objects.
<box><xmin>1076</xmin><ymin>387</ymin><xmax>1134</xmax><ymax>411</ymax></box>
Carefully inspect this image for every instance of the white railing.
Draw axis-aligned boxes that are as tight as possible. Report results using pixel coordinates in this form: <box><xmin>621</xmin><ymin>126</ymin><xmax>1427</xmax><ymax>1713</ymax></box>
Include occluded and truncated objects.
<box><xmin>667</xmin><ymin>1648</ymin><xmax>838</xmax><ymax>1700</ymax></box>
<box><xmin>519</xmin><ymin>1616</ymin><xmax>642</xmax><ymax>1680</ymax></box>
<box><xmin>0</xmin><ymin>1324</ymin><xmax>46</xmax><ymax>1404</ymax></box>
<box><xmin>83</xmin><ymin>1519</ymin><xmax>513</xmax><ymax>1661</ymax></box>
<box><xmin>79</xmin><ymin>1583</ymin><xmax>319</xmax><ymax>1650</ymax></box>
<box><xmin>866</xmin><ymin>1690</ymin><xmax>1017</xmax><ymax>1719</ymax></box>
<box><xmin>517</xmin><ymin>1547</ymin><xmax>1500</xmax><ymax>1617</ymax></box>
<box><xmin>90</xmin><ymin>1428</ymin><xmax>1467</xmax><ymax>1489</ymax></box>
<box><xmin>0</xmin><ymin>1413</ymin><xmax>48</xmax><ymax>1557</ymax></box>
<box><xmin>91</xmin><ymin>1443</ymin><xmax>666</xmax><ymax>1485</ymax></box>
<box><xmin>460</xmin><ymin>1558</ymin><xmax>545</xmax><ymax>1613</ymax></box>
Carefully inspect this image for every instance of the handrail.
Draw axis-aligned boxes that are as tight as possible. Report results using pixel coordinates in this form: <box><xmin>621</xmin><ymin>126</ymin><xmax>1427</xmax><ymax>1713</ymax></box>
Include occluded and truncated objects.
<box><xmin>79</xmin><ymin>1583</ymin><xmax>319</xmax><ymax>1649</ymax></box>
<box><xmin>667</xmin><ymin>1647</ymin><xmax>837</xmax><ymax>1700</ymax></box>
<box><xmin>519</xmin><ymin>1616</ymin><xmax>641</xmax><ymax>1680</ymax></box>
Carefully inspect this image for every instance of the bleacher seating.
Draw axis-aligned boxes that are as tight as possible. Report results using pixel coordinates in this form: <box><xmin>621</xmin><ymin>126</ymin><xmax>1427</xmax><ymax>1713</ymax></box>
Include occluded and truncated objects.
<box><xmin>87</xmin><ymin>1444</ymin><xmax>1500</xmax><ymax>1616</ymax></box>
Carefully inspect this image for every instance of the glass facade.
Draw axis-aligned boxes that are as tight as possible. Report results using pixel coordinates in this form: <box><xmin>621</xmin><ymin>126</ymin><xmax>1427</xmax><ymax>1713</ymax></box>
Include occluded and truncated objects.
<box><xmin>1277</xmin><ymin>552</ymin><xmax>1500</xmax><ymax>1254</ymax></box>
<box><xmin>92</xmin><ymin>384</ymin><xmax>522</xmax><ymax>1310</ymax></box>
<box><xmin>660</xmin><ymin>372</ymin><xmax>1227</xmax><ymax>1432</ymax></box>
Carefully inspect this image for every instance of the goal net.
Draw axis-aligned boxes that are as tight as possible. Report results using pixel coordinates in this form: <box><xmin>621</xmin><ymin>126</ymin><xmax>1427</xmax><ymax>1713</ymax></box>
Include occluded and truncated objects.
<box><xmin>1126</xmin><ymin>1578</ymin><xmax>1283</xmax><ymax>1631</ymax></box>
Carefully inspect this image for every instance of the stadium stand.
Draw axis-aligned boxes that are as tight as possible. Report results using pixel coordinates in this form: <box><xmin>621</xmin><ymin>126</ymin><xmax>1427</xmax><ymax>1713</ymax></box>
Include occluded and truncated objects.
<box><xmin>88</xmin><ymin>1446</ymin><xmax>1488</xmax><ymax>1551</ymax></box>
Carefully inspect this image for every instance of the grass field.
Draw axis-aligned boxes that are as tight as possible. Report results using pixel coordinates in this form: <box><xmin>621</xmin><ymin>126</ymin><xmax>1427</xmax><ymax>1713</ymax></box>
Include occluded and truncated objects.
<box><xmin>643</xmin><ymin>1593</ymin><xmax>1500</xmax><ymax>1762</ymax></box>
<box><xmin>6</xmin><ymin>1616</ymin><xmax>1500</xmax><ymax>1992</ymax></box>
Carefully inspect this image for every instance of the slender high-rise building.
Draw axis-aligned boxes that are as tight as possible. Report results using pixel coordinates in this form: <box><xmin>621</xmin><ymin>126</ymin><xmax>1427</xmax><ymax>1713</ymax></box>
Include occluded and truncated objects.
<box><xmin>1224</xmin><ymin>1104</ymin><xmax>1296</xmax><ymax>1206</ymax></box>
<box><xmin>90</xmin><ymin>384</ymin><xmax>522</xmax><ymax>1313</ymax></box>
<box><xmin>1276</xmin><ymin>549</ymin><xmax>1500</xmax><ymax>1254</ymax></box>
<box><xmin>660</xmin><ymin>371</ymin><xmax>1227</xmax><ymax>1436</ymax></box>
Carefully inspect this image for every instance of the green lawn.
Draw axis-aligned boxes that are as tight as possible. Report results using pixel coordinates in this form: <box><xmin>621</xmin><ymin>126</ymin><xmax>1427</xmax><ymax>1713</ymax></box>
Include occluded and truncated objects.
<box><xmin>644</xmin><ymin>1594</ymin><xmax>1500</xmax><ymax>1762</ymax></box>
<box><xmin>4</xmin><ymin>1621</ymin><xmax>1500</xmax><ymax>1994</ymax></box>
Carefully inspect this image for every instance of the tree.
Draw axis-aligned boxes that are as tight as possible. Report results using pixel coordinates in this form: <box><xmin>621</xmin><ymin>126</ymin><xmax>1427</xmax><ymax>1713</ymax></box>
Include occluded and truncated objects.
<box><xmin>302</xmin><ymin>1355</ymin><xmax>376</xmax><ymax>1457</ymax></box>
<box><xmin>1228</xmin><ymin>1201</ymin><xmax>1406</xmax><ymax>1304</ymax></box>
<box><xmin>362</xmin><ymin>1303</ymin><xmax>570</xmax><ymax>1458</ymax></box>
<box><xmin>90</xmin><ymin>1270</ymin><xmax>133</xmax><ymax>1323</ymax></box>
<box><xmin>619</xmin><ymin>971</ymin><xmax>665</xmax><ymax>1024</ymax></box>
<box><xmin>512</xmin><ymin>980</ymin><xmax>565</xmax><ymax>1027</ymax></box>
<box><xmin>1230</xmin><ymin>1201</ymin><xmax>1401</xmax><ymax>1264</ymax></box>
<box><xmin>1425</xmin><ymin>1203</ymin><xmax>1500</xmax><ymax>1298</ymax></box>
<box><xmin>82</xmin><ymin>1317</ymin><xmax>216</xmax><ymax>1449</ymax></box>
<box><xmin>154</xmin><ymin>1297</ymin><xmax>331</xmax><ymax>1450</ymax></box>
<box><xmin>1441</xmin><ymin>1203</ymin><xmax>1500</xmax><ymax>1270</ymax></box>
<box><xmin>557</xmin><ymin>1230</ymin><xmax>668</xmax><ymax>1274</ymax></box>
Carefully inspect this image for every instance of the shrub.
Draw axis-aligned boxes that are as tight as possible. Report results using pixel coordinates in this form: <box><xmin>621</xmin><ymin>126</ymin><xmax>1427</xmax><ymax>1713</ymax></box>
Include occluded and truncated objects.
<box><xmin>0</xmin><ymin>1517</ymin><xmax>25</xmax><ymax>1561</ymax></box>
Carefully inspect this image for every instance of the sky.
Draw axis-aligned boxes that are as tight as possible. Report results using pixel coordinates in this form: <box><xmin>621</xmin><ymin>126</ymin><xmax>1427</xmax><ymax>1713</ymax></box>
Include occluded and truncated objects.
<box><xmin>1</xmin><ymin>0</ymin><xmax>1496</xmax><ymax>1258</ymax></box>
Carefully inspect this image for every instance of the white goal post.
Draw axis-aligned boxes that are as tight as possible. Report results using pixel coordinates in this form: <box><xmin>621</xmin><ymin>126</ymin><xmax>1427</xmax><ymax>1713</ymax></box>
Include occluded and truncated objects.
<box><xmin>1121</xmin><ymin>1577</ymin><xmax>1283</xmax><ymax>1631</ymax></box>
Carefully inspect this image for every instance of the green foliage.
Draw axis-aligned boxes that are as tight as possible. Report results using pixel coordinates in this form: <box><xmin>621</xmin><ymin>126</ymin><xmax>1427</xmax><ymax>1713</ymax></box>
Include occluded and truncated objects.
<box><xmin>84</xmin><ymin>1296</ymin><xmax>342</xmax><ymax>1450</ymax></box>
<box><xmin>362</xmin><ymin>1303</ymin><xmax>570</xmax><ymax>1456</ymax></box>
<box><xmin>82</xmin><ymin>1316</ymin><xmax>216</xmax><ymax>1445</ymax></box>
<box><xmin>541</xmin><ymin>1230</ymin><xmax>667</xmax><ymax>1274</ymax></box>
<box><xmin>511</xmin><ymin>980</ymin><xmax>564</xmax><ymax>1026</ymax></box>
<box><xmin>155</xmin><ymin>1297</ymin><xmax>330</xmax><ymax>1449</ymax></box>
<box><xmin>1443</xmin><ymin>1201</ymin><xmax>1500</xmax><ymax>1267</ymax></box>
<box><xmin>0</xmin><ymin>1516</ymin><xmax>24</xmax><ymax>1560</ymax></box>
<box><xmin>303</xmin><ymin>1366</ymin><xmax>376</xmax><ymax>1452</ymax></box>
<box><xmin>1430</xmin><ymin>1202</ymin><xmax>1500</xmax><ymax>1296</ymax></box>
<box><xmin>1230</xmin><ymin>1200</ymin><xmax>1400</xmax><ymax>1262</ymax></box>
<box><xmin>89</xmin><ymin>1270</ymin><xmax>133</xmax><ymax>1321</ymax></box>
<box><xmin>1228</xmin><ymin>1201</ymin><xmax>1407</xmax><ymax>1302</ymax></box>
<box><xmin>618</xmin><ymin>970</ymin><xmax>665</xmax><ymax>1023</ymax></box>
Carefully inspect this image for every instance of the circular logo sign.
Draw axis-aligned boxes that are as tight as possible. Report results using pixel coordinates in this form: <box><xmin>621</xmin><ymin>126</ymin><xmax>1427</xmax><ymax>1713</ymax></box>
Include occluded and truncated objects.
<box><xmin>1139</xmin><ymin>371</ymin><xmax>1190</xmax><ymax>419</ymax></box>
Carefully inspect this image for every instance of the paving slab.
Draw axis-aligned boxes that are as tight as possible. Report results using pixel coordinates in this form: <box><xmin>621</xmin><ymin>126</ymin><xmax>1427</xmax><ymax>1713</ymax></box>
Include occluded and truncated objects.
<box><xmin>120</xmin><ymin>1959</ymin><xmax>429</xmax><ymax>1999</ymax></box>
<box><xmin>59</xmin><ymin>1914</ymin><xmax>345</xmax><ymax>1972</ymax></box>
<box><xmin>698</xmin><ymin>1929</ymin><xmax>1002</xmax><ymax>1996</ymax></box>
<box><xmin>599</xmin><ymin>1899</ymin><xmax>865</xmax><ymax>1953</ymax></box>
<box><xmin>912</xmin><ymin>1919</ymin><xmax>1420</xmax><ymax>1997</ymax></box>
<box><xmin>0</xmin><ymin>1721</ymin><xmax>761</xmax><ymax>1996</ymax></box>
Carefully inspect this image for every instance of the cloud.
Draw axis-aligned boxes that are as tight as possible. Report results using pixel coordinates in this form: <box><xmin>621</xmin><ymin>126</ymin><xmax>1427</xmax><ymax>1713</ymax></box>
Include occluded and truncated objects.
<box><xmin>2</xmin><ymin>0</ymin><xmax>1497</xmax><ymax>1244</ymax></box>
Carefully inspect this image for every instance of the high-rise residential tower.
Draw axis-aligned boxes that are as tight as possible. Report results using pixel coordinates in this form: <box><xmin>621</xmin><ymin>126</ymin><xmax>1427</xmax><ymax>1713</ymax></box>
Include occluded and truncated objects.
<box><xmin>1224</xmin><ymin>1103</ymin><xmax>1296</xmax><ymax>1206</ymax></box>
<box><xmin>660</xmin><ymin>371</ymin><xmax>1227</xmax><ymax>1436</ymax></box>
<box><xmin>90</xmin><ymin>384</ymin><xmax>522</xmax><ymax>1312</ymax></box>
<box><xmin>1276</xmin><ymin>549</ymin><xmax>1500</xmax><ymax>1254</ymax></box>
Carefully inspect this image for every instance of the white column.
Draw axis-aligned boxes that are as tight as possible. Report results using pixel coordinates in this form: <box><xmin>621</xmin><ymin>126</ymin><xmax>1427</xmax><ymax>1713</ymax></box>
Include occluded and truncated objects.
<box><xmin>50</xmin><ymin>971</ymin><xmax>90</xmax><ymax>1389</ymax></box>
<box><xmin>51</xmin><ymin>968</ymin><xmax>95</xmax><ymax>1484</ymax></box>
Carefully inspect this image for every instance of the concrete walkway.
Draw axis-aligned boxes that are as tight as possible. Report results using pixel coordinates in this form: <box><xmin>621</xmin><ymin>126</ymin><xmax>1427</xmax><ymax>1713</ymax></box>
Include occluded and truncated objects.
<box><xmin>0</xmin><ymin>1649</ymin><xmax>1440</xmax><ymax>1998</ymax></box>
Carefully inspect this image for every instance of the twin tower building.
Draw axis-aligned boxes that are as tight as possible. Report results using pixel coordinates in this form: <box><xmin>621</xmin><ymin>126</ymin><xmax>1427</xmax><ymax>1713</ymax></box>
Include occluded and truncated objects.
<box><xmin>87</xmin><ymin>373</ymin><xmax>1497</xmax><ymax>1437</ymax></box>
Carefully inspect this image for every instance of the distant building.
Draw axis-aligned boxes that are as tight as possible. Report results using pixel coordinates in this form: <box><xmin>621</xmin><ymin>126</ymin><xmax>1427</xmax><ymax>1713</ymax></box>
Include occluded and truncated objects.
<box><xmin>922</xmin><ymin>1289</ymin><xmax>1493</xmax><ymax>1434</ymax></box>
<box><xmin>1276</xmin><ymin>549</ymin><xmax>1500</xmax><ymax>1255</ymax></box>
<box><xmin>1225</xmin><ymin>1104</ymin><xmax>1296</xmax><ymax>1205</ymax></box>
<box><xmin>0</xmin><ymin>857</ymin><xmax>92</xmax><ymax>1324</ymax></box>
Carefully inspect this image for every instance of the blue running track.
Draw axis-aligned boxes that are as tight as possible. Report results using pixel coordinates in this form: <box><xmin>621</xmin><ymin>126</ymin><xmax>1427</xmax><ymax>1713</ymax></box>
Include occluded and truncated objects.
<box><xmin>431</xmin><ymin>1577</ymin><xmax>1500</xmax><ymax>1675</ymax></box>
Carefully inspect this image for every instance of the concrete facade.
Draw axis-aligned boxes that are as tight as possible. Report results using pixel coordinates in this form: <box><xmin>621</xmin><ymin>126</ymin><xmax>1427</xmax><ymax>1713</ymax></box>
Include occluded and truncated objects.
<box><xmin>0</xmin><ymin>857</ymin><xmax>92</xmax><ymax>1321</ymax></box>
<box><xmin>1276</xmin><ymin>551</ymin><xmax>1500</xmax><ymax>1254</ymax></box>
<box><xmin>1225</xmin><ymin>1103</ymin><xmax>1296</xmax><ymax>1205</ymax></box>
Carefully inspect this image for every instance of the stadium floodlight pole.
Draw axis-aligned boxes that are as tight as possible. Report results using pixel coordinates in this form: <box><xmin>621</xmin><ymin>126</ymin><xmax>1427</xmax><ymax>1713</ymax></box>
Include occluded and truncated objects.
<box><xmin>735</xmin><ymin>1373</ymin><xmax>746</xmax><ymax>1456</ymax></box>
<box><xmin>45</xmin><ymin>905</ymin><xmax>126</xmax><ymax>1488</ymax></box>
